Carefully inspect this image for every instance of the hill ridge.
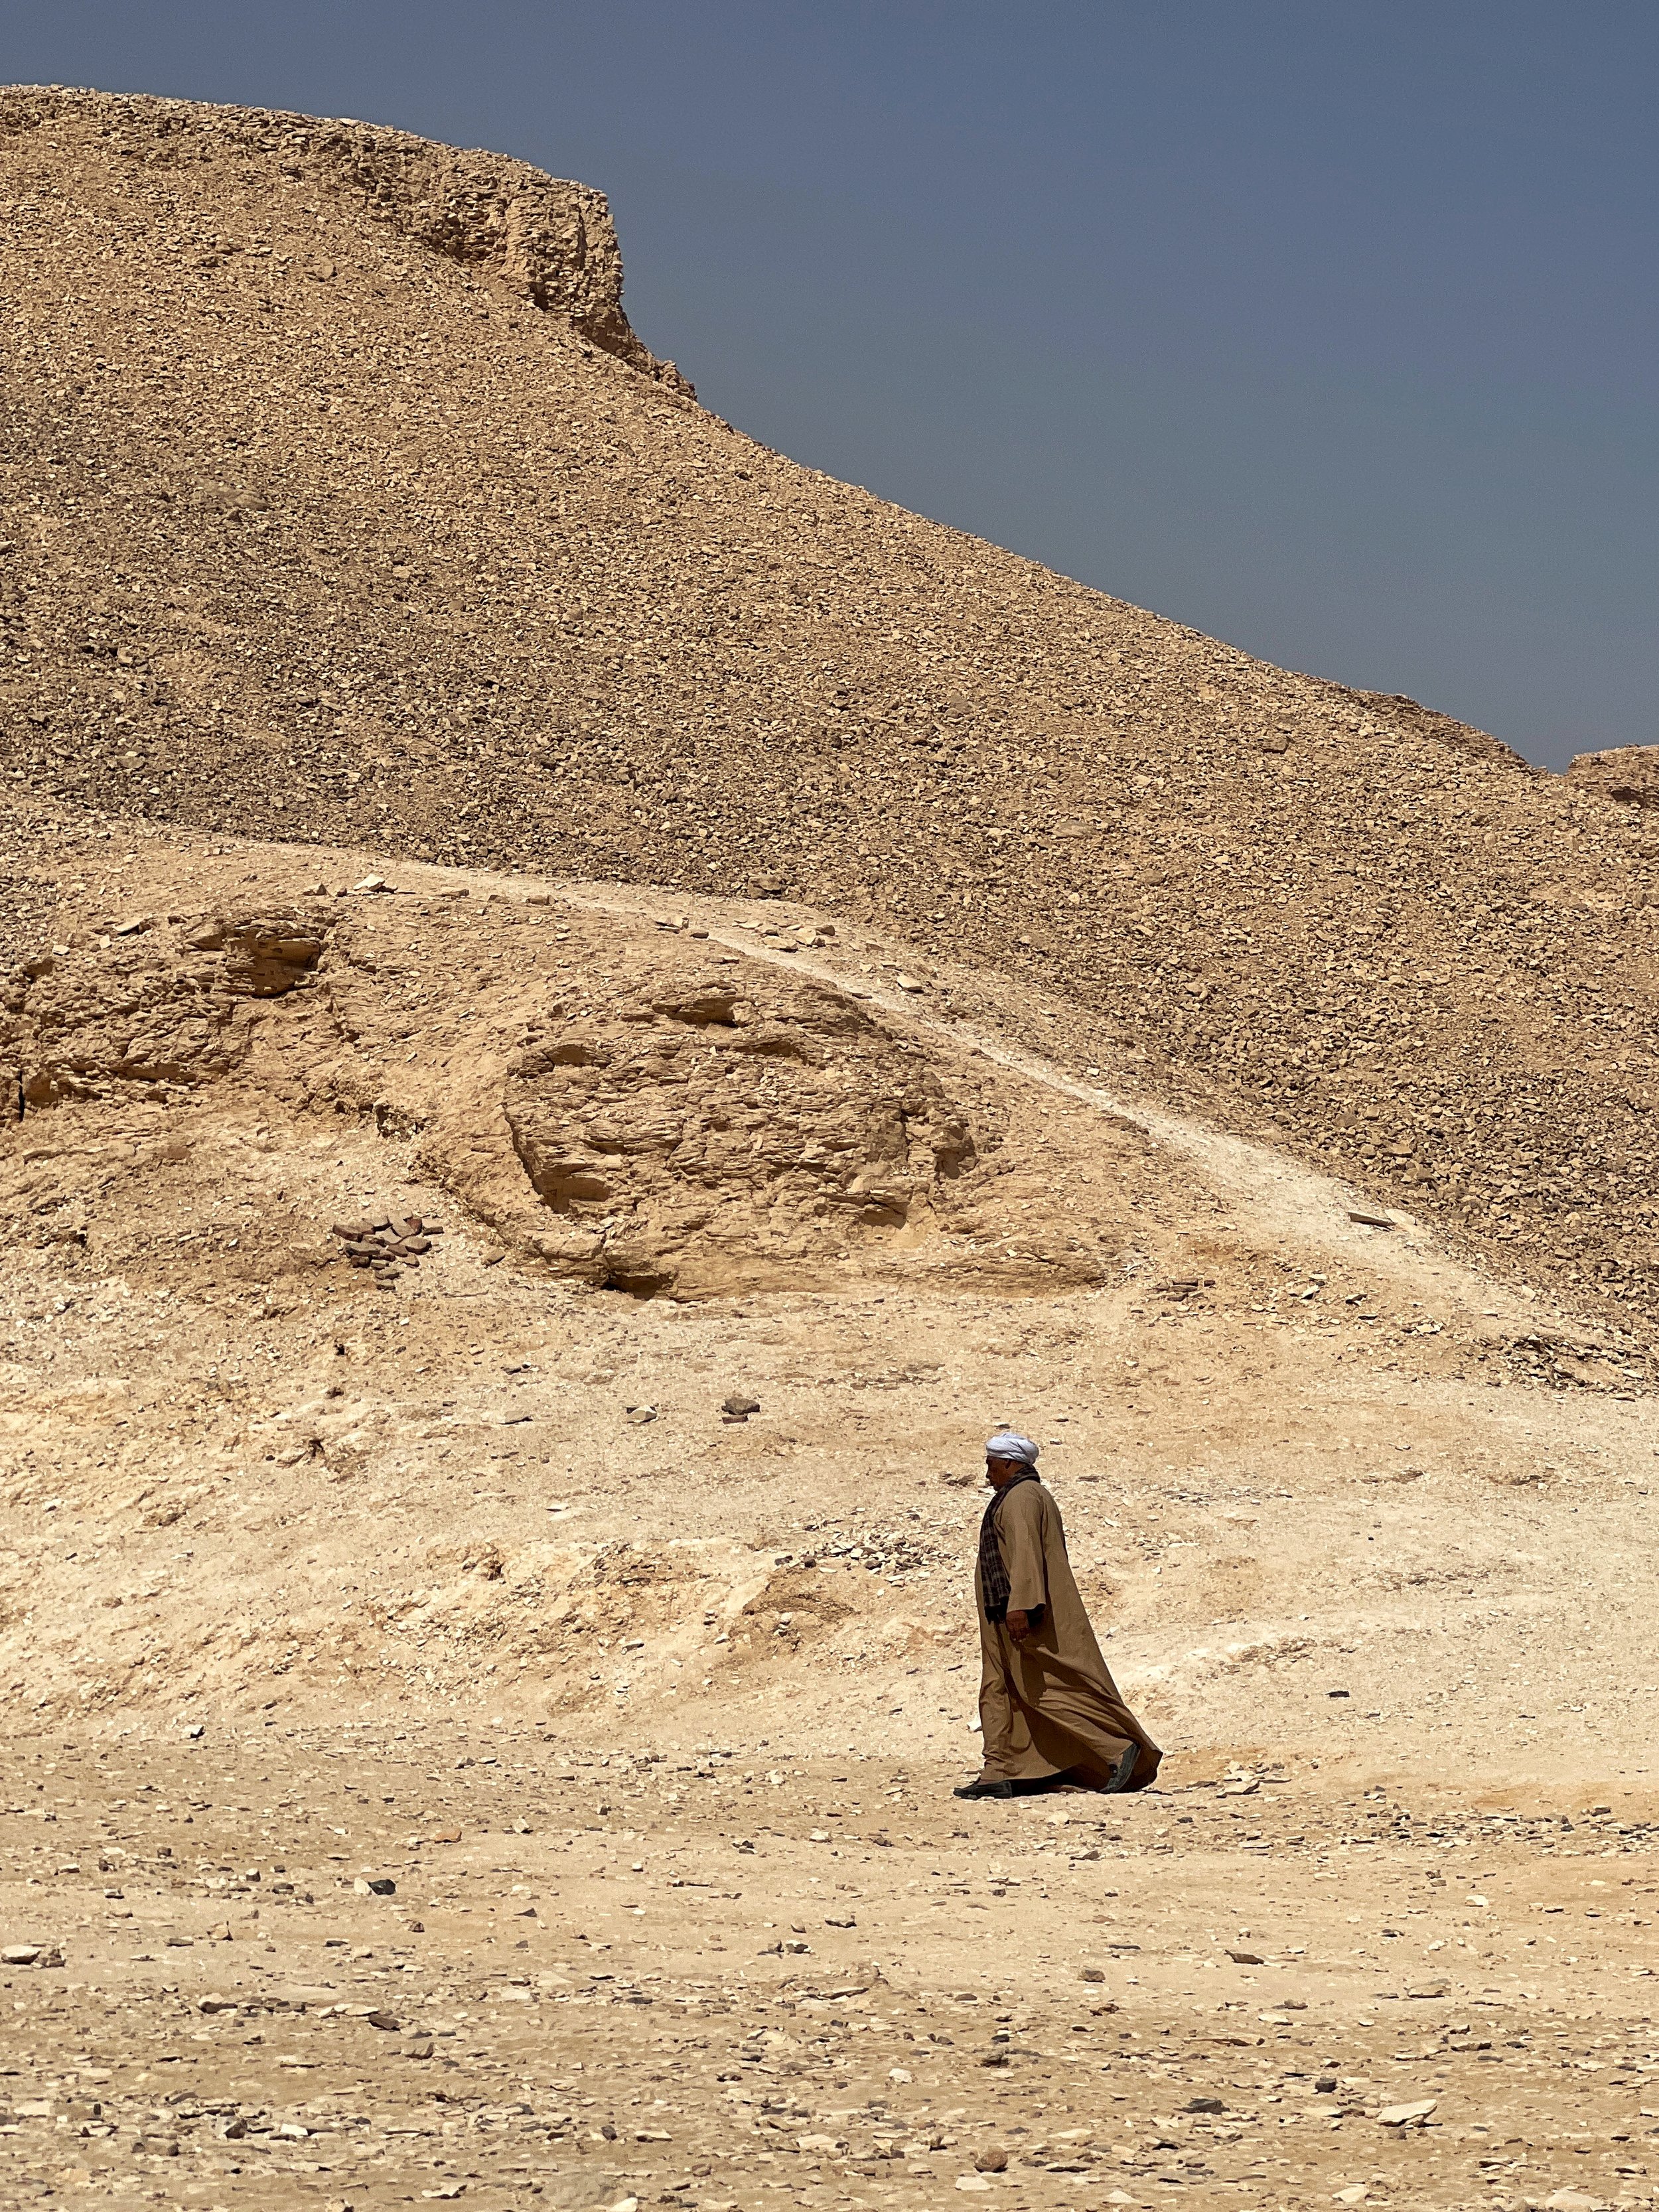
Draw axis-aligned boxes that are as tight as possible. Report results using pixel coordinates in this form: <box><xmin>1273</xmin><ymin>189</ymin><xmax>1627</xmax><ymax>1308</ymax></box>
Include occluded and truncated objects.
<box><xmin>1</xmin><ymin>80</ymin><xmax>687</xmax><ymax>386</ymax></box>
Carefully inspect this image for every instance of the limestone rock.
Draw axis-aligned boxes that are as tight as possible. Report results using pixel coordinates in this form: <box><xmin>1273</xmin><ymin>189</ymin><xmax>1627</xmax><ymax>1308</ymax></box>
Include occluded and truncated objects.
<box><xmin>1563</xmin><ymin>744</ymin><xmax>1659</xmax><ymax>808</ymax></box>
<box><xmin>5</xmin><ymin>908</ymin><xmax>326</xmax><ymax>1104</ymax></box>
<box><xmin>413</xmin><ymin>949</ymin><xmax>1110</xmax><ymax>1298</ymax></box>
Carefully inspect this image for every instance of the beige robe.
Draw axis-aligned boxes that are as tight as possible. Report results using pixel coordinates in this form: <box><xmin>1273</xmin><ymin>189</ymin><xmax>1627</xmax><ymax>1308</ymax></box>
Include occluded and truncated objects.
<box><xmin>974</xmin><ymin>1478</ymin><xmax>1161</xmax><ymax>1791</ymax></box>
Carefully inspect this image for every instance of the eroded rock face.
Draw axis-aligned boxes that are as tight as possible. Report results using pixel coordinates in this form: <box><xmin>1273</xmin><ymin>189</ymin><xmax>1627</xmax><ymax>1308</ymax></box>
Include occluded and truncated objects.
<box><xmin>1</xmin><ymin>908</ymin><xmax>325</xmax><ymax>1105</ymax></box>
<box><xmin>500</xmin><ymin>969</ymin><xmax>977</xmax><ymax>1293</ymax></box>
<box><xmin>0</xmin><ymin>85</ymin><xmax>684</xmax><ymax>387</ymax></box>
<box><xmin>184</xmin><ymin>914</ymin><xmax>326</xmax><ymax>996</ymax></box>
<box><xmin>1563</xmin><ymin>746</ymin><xmax>1659</xmax><ymax>808</ymax></box>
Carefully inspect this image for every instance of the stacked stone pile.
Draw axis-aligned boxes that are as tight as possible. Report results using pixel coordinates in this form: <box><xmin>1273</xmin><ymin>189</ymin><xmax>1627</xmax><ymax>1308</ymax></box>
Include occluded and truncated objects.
<box><xmin>330</xmin><ymin>1210</ymin><xmax>443</xmax><ymax>1289</ymax></box>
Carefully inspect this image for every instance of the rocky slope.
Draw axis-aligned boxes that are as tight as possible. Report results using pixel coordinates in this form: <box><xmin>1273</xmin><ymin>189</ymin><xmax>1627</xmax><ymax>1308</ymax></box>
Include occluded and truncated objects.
<box><xmin>3</xmin><ymin>87</ymin><xmax>1659</xmax><ymax>1348</ymax></box>
<box><xmin>1</xmin><ymin>807</ymin><xmax>1650</xmax><ymax>1744</ymax></box>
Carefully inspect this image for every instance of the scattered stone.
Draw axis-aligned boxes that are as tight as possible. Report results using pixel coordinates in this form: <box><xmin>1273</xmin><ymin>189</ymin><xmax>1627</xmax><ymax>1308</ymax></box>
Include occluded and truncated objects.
<box><xmin>1376</xmin><ymin>2099</ymin><xmax>1436</xmax><ymax>2128</ymax></box>
<box><xmin>1080</xmin><ymin>1965</ymin><xmax>1106</xmax><ymax>1982</ymax></box>
<box><xmin>1187</xmin><ymin>2097</ymin><xmax>1225</xmax><ymax>2114</ymax></box>
<box><xmin>1</xmin><ymin>1945</ymin><xmax>41</xmax><ymax>1967</ymax></box>
<box><xmin>722</xmin><ymin>1395</ymin><xmax>761</xmax><ymax>1420</ymax></box>
<box><xmin>1226</xmin><ymin>1948</ymin><xmax>1264</xmax><ymax>1965</ymax></box>
<box><xmin>974</xmin><ymin>2146</ymin><xmax>1009</xmax><ymax>2172</ymax></box>
<box><xmin>354</xmin><ymin>1876</ymin><xmax>397</xmax><ymax>1896</ymax></box>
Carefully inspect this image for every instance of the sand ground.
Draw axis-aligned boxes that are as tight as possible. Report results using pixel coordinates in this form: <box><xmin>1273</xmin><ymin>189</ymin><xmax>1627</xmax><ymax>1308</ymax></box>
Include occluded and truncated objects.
<box><xmin>5</xmin><ymin>1735</ymin><xmax>1659</xmax><ymax>2212</ymax></box>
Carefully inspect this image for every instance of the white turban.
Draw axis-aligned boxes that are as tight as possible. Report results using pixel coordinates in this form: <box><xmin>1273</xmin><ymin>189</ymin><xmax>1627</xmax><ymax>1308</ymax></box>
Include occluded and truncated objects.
<box><xmin>985</xmin><ymin>1430</ymin><xmax>1039</xmax><ymax>1466</ymax></box>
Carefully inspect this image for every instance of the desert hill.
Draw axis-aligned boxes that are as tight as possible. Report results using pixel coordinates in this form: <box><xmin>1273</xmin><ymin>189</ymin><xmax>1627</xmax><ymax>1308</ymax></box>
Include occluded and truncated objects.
<box><xmin>4</xmin><ymin>85</ymin><xmax>1659</xmax><ymax>1352</ymax></box>
<box><xmin>4</xmin><ymin>92</ymin><xmax>1659</xmax><ymax>2197</ymax></box>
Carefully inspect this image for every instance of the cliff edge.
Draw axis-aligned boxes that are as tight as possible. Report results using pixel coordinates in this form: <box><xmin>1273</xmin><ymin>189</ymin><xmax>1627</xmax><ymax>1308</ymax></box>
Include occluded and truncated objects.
<box><xmin>0</xmin><ymin>82</ymin><xmax>691</xmax><ymax>389</ymax></box>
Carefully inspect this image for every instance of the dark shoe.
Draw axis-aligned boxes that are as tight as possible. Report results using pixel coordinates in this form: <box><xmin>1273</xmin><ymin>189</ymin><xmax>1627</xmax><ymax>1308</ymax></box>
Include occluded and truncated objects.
<box><xmin>953</xmin><ymin>1778</ymin><xmax>1016</xmax><ymax>1800</ymax></box>
<box><xmin>1100</xmin><ymin>1744</ymin><xmax>1139</xmax><ymax>1795</ymax></box>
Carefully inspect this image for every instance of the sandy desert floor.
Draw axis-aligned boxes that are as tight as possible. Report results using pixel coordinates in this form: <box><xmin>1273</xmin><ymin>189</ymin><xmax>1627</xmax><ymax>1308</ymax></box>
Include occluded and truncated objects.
<box><xmin>6</xmin><ymin>1736</ymin><xmax>1659</xmax><ymax>2212</ymax></box>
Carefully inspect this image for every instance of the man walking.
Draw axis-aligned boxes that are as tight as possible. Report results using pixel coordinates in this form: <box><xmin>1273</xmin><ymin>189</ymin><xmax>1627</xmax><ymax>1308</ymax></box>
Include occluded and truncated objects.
<box><xmin>956</xmin><ymin>1430</ymin><xmax>1161</xmax><ymax>1800</ymax></box>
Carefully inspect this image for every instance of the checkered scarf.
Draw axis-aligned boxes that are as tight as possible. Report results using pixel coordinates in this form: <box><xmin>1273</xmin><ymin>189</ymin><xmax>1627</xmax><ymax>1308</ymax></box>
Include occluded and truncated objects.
<box><xmin>978</xmin><ymin>1469</ymin><xmax>1039</xmax><ymax>1623</ymax></box>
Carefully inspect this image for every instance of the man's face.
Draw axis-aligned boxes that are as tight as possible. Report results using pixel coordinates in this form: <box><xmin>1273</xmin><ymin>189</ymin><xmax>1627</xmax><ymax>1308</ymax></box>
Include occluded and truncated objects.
<box><xmin>985</xmin><ymin>1455</ymin><xmax>1024</xmax><ymax>1487</ymax></box>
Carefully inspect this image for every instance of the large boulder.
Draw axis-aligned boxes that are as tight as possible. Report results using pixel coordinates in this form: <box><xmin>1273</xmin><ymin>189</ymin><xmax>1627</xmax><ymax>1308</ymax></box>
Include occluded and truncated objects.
<box><xmin>499</xmin><ymin>969</ymin><xmax>975</xmax><ymax>1294</ymax></box>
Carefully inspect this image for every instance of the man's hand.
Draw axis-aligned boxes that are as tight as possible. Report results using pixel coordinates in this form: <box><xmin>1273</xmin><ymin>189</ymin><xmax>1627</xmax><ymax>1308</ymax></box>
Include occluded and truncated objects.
<box><xmin>1005</xmin><ymin>1608</ymin><xmax>1031</xmax><ymax>1641</ymax></box>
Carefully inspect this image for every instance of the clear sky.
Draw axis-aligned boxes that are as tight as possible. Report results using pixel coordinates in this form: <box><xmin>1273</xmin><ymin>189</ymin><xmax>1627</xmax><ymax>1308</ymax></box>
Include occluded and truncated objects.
<box><xmin>8</xmin><ymin>1</ymin><xmax>1656</xmax><ymax>767</ymax></box>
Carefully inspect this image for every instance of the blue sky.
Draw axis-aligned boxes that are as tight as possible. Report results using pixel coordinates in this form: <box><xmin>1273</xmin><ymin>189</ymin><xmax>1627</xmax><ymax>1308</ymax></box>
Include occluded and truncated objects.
<box><xmin>9</xmin><ymin>1</ymin><xmax>1656</xmax><ymax>766</ymax></box>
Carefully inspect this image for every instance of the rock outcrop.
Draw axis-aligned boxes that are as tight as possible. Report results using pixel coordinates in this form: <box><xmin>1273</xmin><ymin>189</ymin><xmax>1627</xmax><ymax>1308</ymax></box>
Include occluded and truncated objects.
<box><xmin>0</xmin><ymin>83</ymin><xmax>685</xmax><ymax>386</ymax></box>
<box><xmin>2</xmin><ymin>905</ymin><xmax>326</xmax><ymax>1105</ymax></box>
<box><xmin>1563</xmin><ymin>746</ymin><xmax>1659</xmax><ymax>809</ymax></box>
<box><xmin>496</xmin><ymin>966</ymin><xmax>979</xmax><ymax>1294</ymax></box>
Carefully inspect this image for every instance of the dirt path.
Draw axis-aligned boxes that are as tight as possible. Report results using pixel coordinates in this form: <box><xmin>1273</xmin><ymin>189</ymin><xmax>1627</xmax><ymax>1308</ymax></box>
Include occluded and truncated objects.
<box><xmin>421</xmin><ymin>857</ymin><xmax>1542</xmax><ymax>1336</ymax></box>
